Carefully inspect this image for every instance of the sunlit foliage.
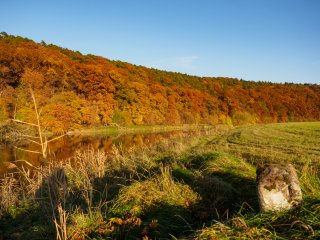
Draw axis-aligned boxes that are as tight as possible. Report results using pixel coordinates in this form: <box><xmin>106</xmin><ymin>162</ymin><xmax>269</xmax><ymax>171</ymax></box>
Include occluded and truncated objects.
<box><xmin>1</xmin><ymin>32</ymin><xmax>319</xmax><ymax>132</ymax></box>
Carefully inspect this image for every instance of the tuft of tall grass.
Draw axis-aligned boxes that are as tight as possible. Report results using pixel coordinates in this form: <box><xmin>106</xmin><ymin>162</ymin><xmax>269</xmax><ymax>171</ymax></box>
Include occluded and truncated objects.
<box><xmin>112</xmin><ymin>166</ymin><xmax>199</xmax><ymax>216</ymax></box>
<box><xmin>110</xmin><ymin>166</ymin><xmax>200</xmax><ymax>238</ymax></box>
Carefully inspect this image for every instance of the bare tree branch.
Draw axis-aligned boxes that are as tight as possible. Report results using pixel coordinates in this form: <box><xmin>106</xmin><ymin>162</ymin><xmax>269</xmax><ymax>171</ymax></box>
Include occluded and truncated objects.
<box><xmin>14</xmin><ymin>146</ymin><xmax>42</xmax><ymax>155</ymax></box>
<box><xmin>29</xmin><ymin>87</ymin><xmax>46</xmax><ymax>158</ymax></box>
<box><xmin>11</xmin><ymin>119</ymin><xmax>38</xmax><ymax>127</ymax></box>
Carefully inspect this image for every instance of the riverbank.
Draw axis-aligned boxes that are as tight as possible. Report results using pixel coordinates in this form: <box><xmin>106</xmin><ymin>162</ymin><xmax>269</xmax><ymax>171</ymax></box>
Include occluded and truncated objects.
<box><xmin>0</xmin><ymin>122</ymin><xmax>319</xmax><ymax>239</ymax></box>
<box><xmin>67</xmin><ymin>124</ymin><xmax>216</xmax><ymax>135</ymax></box>
<box><xmin>0</xmin><ymin>122</ymin><xmax>217</xmax><ymax>142</ymax></box>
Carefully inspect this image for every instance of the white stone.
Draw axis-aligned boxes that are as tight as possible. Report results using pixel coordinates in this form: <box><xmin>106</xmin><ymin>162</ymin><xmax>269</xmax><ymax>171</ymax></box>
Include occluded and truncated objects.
<box><xmin>256</xmin><ymin>163</ymin><xmax>302</xmax><ymax>212</ymax></box>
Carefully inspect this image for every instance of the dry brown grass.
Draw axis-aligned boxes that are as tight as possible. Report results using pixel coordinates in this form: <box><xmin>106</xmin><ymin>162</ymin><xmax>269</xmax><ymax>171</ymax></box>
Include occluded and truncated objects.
<box><xmin>0</xmin><ymin>173</ymin><xmax>20</xmax><ymax>216</ymax></box>
<box><xmin>0</xmin><ymin>147</ymin><xmax>111</xmax><ymax>239</ymax></box>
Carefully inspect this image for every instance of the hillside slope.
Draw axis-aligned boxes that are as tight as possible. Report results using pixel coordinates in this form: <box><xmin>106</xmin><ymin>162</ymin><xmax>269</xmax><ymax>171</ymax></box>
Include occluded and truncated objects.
<box><xmin>0</xmin><ymin>33</ymin><xmax>319</xmax><ymax>132</ymax></box>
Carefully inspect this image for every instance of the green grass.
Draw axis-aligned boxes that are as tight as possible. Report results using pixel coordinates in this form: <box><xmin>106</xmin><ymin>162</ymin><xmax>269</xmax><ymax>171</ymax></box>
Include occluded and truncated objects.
<box><xmin>0</xmin><ymin>122</ymin><xmax>319</xmax><ymax>239</ymax></box>
<box><xmin>208</xmin><ymin>122</ymin><xmax>320</xmax><ymax>167</ymax></box>
<box><xmin>67</xmin><ymin>124</ymin><xmax>213</xmax><ymax>135</ymax></box>
<box><xmin>192</xmin><ymin>122</ymin><xmax>320</xmax><ymax>239</ymax></box>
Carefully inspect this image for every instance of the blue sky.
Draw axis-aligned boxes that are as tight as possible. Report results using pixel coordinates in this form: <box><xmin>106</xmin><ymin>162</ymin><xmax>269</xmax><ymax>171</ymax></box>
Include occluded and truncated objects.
<box><xmin>1</xmin><ymin>0</ymin><xmax>320</xmax><ymax>84</ymax></box>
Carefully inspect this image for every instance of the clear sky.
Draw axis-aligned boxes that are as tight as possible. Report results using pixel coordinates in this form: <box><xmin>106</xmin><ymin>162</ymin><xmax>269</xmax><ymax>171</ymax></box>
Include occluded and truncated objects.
<box><xmin>1</xmin><ymin>0</ymin><xmax>320</xmax><ymax>84</ymax></box>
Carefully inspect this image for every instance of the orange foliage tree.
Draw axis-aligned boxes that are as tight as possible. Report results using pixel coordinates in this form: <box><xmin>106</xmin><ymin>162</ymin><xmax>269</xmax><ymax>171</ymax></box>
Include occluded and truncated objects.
<box><xmin>1</xmin><ymin>33</ymin><xmax>320</xmax><ymax>131</ymax></box>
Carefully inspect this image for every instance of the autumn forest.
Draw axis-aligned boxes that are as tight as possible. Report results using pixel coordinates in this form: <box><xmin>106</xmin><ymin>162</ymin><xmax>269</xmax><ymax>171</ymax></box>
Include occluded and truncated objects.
<box><xmin>1</xmin><ymin>33</ymin><xmax>319</xmax><ymax>133</ymax></box>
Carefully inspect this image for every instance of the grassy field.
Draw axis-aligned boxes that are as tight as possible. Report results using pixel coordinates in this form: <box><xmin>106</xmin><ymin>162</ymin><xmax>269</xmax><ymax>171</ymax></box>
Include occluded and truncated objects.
<box><xmin>67</xmin><ymin>124</ymin><xmax>213</xmax><ymax>135</ymax></box>
<box><xmin>0</xmin><ymin>122</ymin><xmax>319</xmax><ymax>239</ymax></box>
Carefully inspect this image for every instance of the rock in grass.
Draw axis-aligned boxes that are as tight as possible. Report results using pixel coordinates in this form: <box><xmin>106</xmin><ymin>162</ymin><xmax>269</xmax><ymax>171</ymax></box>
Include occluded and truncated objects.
<box><xmin>256</xmin><ymin>163</ymin><xmax>302</xmax><ymax>212</ymax></box>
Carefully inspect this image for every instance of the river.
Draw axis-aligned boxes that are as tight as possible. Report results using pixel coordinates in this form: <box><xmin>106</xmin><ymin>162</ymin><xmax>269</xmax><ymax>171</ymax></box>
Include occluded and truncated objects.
<box><xmin>0</xmin><ymin>130</ymin><xmax>203</xmax><ymax>173</ymax></box>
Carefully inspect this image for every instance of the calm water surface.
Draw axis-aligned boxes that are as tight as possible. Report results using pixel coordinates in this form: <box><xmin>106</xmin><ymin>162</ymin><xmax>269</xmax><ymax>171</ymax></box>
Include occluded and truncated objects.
<box><xmin>0</xmin><ymin>130</ymin><xmax>198</xmax><ymax>173</ymax></box>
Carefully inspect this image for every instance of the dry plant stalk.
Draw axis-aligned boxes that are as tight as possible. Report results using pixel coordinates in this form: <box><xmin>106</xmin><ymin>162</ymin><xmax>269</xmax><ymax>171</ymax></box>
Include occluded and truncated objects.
<box><xmin>69</xmin><ymin>149</ymin><xmax>108</xmax><ymax>209</ymax></box>
<box><xmin>54</xmin><ymin>203</ymin><xmax>69</xmax><ymax>240</ymax></box>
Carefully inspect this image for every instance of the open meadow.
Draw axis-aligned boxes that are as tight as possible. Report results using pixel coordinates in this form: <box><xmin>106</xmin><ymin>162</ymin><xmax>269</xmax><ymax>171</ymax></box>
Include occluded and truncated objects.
<box><xmin>0</xmin><ymin>122</ymin><xmax>319</xmax><ymax>239</ymax></box>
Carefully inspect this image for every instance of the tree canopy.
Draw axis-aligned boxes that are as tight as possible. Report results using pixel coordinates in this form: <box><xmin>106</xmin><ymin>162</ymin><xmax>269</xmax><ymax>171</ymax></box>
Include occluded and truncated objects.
<box><xmin>1</xmin><ymin>33</ymin><xmax>319</xmax><ymax>133</ymax></box>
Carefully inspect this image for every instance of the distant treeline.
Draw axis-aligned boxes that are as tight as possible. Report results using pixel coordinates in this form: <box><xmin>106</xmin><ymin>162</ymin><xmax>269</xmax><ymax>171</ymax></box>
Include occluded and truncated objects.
<box><xmin>0</xmin><ymin>32</ymin><xmax>319</xmax><ymax>133</ymax></box>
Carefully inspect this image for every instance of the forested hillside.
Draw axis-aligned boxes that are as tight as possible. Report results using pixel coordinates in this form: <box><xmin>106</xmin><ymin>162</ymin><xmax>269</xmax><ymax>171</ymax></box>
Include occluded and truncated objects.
<box><xmin>0</xmin><ymin>33</ymin><xmax>319</xmax><ymax>133</ymax></box>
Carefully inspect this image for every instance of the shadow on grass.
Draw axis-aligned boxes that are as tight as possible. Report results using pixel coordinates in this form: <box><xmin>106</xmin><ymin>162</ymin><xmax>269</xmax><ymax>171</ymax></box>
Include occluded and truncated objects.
<box><xmin>0</xmin><ymin>168</ymin><xmax>68</xmax><ymax>240</ymax></box>
<box><xmin>171</xmin><ymin>152</ymin><xmax>259</xmax><ymax>224</ymax></box>
<box><xmin>0</xmin><ymin>151</ymin><xmax>260</xmax><ymax>239</ymax></box>
<box><xmin>0</xmin><ymin>204</ymin><xmax>55</xmax><ymax>240</ymax></box>
<box><xmin>105</xmin><ymin>203</ymin><xmax>194</xmax><ymax>240</ymax></box>
<box><xmin>114</xmin><ymin>152</ymin><xmax>259</xmax><ymax>238</ymax></box>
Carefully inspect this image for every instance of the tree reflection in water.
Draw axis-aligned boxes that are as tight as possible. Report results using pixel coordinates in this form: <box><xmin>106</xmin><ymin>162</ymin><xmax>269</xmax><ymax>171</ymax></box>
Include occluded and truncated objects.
<box><xmin>0</xmin><ymin>130</ymin><xmax>198</xmax><ymax>173</ymax></box>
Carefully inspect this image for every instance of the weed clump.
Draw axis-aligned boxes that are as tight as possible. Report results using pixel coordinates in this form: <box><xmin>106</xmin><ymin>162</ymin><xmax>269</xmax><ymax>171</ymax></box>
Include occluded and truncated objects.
<box><xmin>111</xmin><ymin>166</ymin><xmax>199</xmax><ymax>238</ymax></box>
